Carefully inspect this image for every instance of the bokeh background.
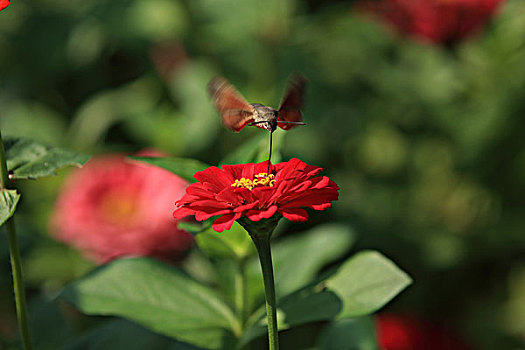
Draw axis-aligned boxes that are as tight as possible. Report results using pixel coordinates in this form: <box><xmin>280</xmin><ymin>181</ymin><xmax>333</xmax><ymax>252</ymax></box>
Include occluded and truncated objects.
<box><xmin>1</xmin><ymin>0</ymin><xmax>525</xmax><ymax>349</ymax></box>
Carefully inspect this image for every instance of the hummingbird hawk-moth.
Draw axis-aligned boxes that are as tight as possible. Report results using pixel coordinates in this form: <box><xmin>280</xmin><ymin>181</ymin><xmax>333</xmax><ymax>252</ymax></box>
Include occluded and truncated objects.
<box><xmin>208</xmin><ymin>75</ymin><xmax>307</xmax><ymax>133</ymax></box>
<box><xmin>208</xmin><ymin>75</ymin><xmax>307</xmax><ymax>171</ymax></box>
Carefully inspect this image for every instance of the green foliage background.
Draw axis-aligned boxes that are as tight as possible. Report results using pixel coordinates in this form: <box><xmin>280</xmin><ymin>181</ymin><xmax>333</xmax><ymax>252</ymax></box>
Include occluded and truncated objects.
<box><xmin>1</xmin><ymin>0</ymin><xmax>525</xmax><ymax>349</ymax></box>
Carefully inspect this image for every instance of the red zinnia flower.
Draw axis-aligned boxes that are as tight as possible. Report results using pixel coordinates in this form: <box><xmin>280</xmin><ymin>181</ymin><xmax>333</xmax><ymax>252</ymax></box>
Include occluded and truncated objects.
<box><xmin>0</xmin><ymin>0</ymin><xmax>10</xmax><ymax>11</ymax></box>
<box><xmin>356</xmin><ymin>0</ymin><xmax>505</xmax><ymax>44</ymax></box>
<box><xmin>376</xmin><ymin>314</ymin><xmax>473</xmax><ymax>350</ymax></box>
<box><xmin>173</xmin><ymin>158</ymin><xmax>339</xmax><ymax>232</ymax></box>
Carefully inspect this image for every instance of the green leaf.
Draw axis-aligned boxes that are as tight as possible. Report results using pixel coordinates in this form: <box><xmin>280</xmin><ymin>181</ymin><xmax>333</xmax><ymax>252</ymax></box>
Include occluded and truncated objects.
<box><xmin>240</xmin><ymin>250</ymin><xmax>410</xmax><ymax>347</ymax></box>
<box><xmin>316</xmin><ymin>317</ymin><xmax>379</xmax><ymax>350</ymax></box>
<box><xmin>246</xmin><ymin>224</ymin><xmax>355</xmax><ymax>309</ymax></box>
<box><xmin>63</xmin><ymin>319</ymin><xmax>201</xmax><ymax>350</ymax></box>
<box><xmin>196</xmin><ymin>221</ymin><xmax>254</xmax><ymax>260</ymax></box>
<box><xmin>59</xmin><ymin>258</ymin><xmax>238</xmax><ymax>350</ymax></box>
<box><xmin>129</xmin><ymin>156</ymin><xmax>209</xmax><ymax>183</ymax></box>
<box><xmin>3</xmin><ymin>137</ymin><xmax>89</xmax><ymax>180</ymax></box>
<box><xmin>177</xmin><ymin>219</ymin><xmax>213</xmax><ymax>235</ymax></box>
<box><xmin>325</xmin><ymin>250</ymin><xmax>412</xmax><ymax>318</ymax></box>
<box><xmin>0</xmin><ymin>189</ymin><xmax>20</xmax><ymax>227</ymax></box>
<box><xmin>272</xmin><ymin>224</ymin><xmax>355</xmax><ymax>298</ymax></box>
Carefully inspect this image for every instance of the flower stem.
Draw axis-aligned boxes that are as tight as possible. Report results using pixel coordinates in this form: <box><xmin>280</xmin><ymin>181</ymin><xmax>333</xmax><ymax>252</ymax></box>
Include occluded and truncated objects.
<box><xmin>0</xmin><ymin>131</ymin><xmax>33</xmax><ymax>350</ymax></box>
<box><xmin>251</xmin><ymin>235</ymin><xmax>279</xmax><ymax>350</ymax></box>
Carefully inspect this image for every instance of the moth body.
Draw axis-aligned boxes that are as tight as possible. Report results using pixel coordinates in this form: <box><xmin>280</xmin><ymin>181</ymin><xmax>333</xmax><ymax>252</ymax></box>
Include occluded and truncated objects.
<box><xmin>251</xmin><ymin>104</ymin><xmax>278</xmax><ymax>132</ymax></box>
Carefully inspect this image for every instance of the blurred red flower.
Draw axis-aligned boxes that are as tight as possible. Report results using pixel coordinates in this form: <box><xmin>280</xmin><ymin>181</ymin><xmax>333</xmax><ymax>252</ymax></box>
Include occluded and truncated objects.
<box><xmin>173</xmin><ymin>158</ymin><xmax>339</xmax><ymax>232</ymax></box>
<box><xmin>0</xmin><ymin>0</ymin><xmax>10</xmax><ymax>11</ymax></box>
<box><xmin>357</xmin><ymin>0</ymin><xmax>505</xmax><ymax>44</ymax></box>
<box><xmin>51</xmin><ymin>152</ymin><xmax>193</xmax><ymax>263</ymax></box>
<box><xmin>376</xmin><ymin>314</ymin><xmax>473</xmax><ymax>350</ymax></box>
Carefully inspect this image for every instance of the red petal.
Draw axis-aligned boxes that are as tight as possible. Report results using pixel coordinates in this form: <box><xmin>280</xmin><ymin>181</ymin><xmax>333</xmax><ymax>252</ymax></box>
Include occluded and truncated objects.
<box><xmin>254</xmin><ymin>160</ymin><xmax>272</xmax><ymax>174</ymax></box>
<box><xmin>0</xmin><ymin>0</ymin><xmax>10</xmax><ymax>11</ymax></box>
<box><xmin>311</xmin><ymin>203</ymin><xmax>332</xmax><ymax>211</ymax></box>
<box><xmin>251</xmin><ymin>187</ymin><xmax>276</xmax><ymax>206</ymax></box>
<box><xmin>280</xmin><ymin>207</ymin><xmax>309</xmax><ymax>222</ymax></box>
<box><xmin>173</xmin><ymin>207</ymin><xmax>196</xmax><ymax>219</ymax></box>
<box><xmin>233</xmin><ymin>201</ymin><xmax>259</xmax><ymax>213</ymax></box>
<box><xmin>216</xmin><ymin>187</ymin><xmax>244</xmax><ymax>205</ymax></box>
<box><xmin>191</xmin><ymin>200</ymin><xmax>230</xmax><ymax>209</ymax></box>
<box><xmin>280</xmin><ymin>190</ymin><xmax>339</xmax><ymax>209</ymax></box>
<box><xmin>187</xmin><ymin>184</ymin><xmax>215</xmax><ymax>198</ymax></box>
<box><xmin>242</xmin><ymin>163</ymin><xmax>255</xmax><ymax>179</ymax></box>
<box><xmin>247</xmin><ymin>205</ymin><xmax>278</xmax><ymax>221</ymax></box>
<box><xmin>194</xmin><ymin>166</ymin><xmax>234</xmax><ymax>188</ymax></box>
<box><xmin>212</xmin><ymin>213</ymin><xmax>240</xmax><ymax>232</ymax></box>
<box><xmin>222</xmin><ymin>164</ymin><xmax>244</xmax><ymax>180</ymax></box>
<box><xmin>195</xmin><ymin>209</ymin><xmax>231</xmax><ymax>221</ymax></box>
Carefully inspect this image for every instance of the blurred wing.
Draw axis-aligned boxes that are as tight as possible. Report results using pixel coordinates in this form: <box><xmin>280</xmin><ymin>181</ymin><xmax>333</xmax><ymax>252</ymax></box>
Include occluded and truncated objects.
<box><xmin>277</xmin><ymin>74</ymin><xmax>307</xmax><ymax>130</ymax></box>
<box><xmin>208</xmin><ymin>76</ymin><xmax>255</xmax><ymax>132</ymax></box>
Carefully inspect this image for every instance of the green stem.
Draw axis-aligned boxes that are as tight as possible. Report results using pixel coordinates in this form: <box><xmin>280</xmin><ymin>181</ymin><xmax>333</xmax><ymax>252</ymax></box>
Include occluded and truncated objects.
<box><xmin>252</xmin><ymin>235</ymin><xmax>279</xmax><ymax>350</ymax></box>
<box><xmin>0</xmin><ymin>131</ymin><xmax>33</xmax><ymax>350</ymax></box>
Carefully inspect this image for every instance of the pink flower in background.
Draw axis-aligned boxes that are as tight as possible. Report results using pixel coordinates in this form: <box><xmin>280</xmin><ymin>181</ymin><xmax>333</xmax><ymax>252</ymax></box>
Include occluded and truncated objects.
<box><xmin>0</xmin><ymin>0</ymin><xmax>10</xmax><ymax>11</ymax></box>
<box><xmin>357</xmin><ymin>0</ymin><xmax>505</xmax><ymax>44</ymax></box>
<box><xmin>50</xmin><ymin>152</ymin><xmax>193</xmax><ymax>263</ymax></box>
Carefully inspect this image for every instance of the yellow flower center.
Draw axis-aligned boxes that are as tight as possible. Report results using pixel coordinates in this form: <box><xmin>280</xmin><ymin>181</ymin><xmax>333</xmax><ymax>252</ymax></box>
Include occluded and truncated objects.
<box><xmin>99</xmin><ymin>192</ymin><xmax>138</xmax><ymax>227</ymax></box>
<box><xmin>231</xmin><ymin>173</ymin><xmax>276</xmax><ymax>191</ymax></box>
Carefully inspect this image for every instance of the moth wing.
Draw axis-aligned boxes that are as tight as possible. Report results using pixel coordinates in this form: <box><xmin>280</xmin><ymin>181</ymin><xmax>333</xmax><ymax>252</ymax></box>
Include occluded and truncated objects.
<box><xmin>208</xmin><ymin>77</ymin><xmax>256</xmax><ymax>132</ymax></box>
<box><xmin>277</xmin><ymin>74</ymin><xmax>307</xmax><ymax>130</ymax></box>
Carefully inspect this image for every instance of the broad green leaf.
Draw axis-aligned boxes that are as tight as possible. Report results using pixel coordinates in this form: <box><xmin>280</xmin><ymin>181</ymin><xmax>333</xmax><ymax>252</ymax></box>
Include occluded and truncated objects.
<box><xmin>129</xmin><ymin>156</ymin><xmax>209</xmax><ymax>183</ymax></box>
<box><xmin>326</xmin><ymin>250</ymin><xmax>412</xmax><ymax>318</ymax></box>
<box><xmin>64</xmin><ymin>319</ymin><xmax>200</xmax><ymax>350</ymax></box>
<box><xmin>59</xmin><ymin>258</ymin><xmax>238</xmax><ymax>350</ymax></box>
<box><xmin>240</xmin><ymin>251</ymin><xmax>410</xmax><ymax>346</ymax></box>
<box><xmin>246</xmin><ymin>224</ymin><xmax>355</xmax><ymax>309</ymax></box>
<box><xmin>4</xmin><ymin>137</ymin><xmax>89</xmax><ymax>179</ymax></box>
<box><xmin>272</xmin><ymin>224</ymin><xmax>355</xmax><ymax>298</ymax></box>
<box><xmin>239</xmin><ymin>287</ymin><xmax>342</xmax><ymax>348</ymax></box>
<box><xmin>0</xmin><ymin>189</ymin><xmax>20</xmax><ymax>227</ymax></box>
<box><xmin>316</xmin><ymin>317</ymin><xmax>379</xmax><ymax>350</ymax></box>
<box><xmin>196</xmin><ymin>222</ymin><xmax>254</xmax><ymax>260</ymax></box>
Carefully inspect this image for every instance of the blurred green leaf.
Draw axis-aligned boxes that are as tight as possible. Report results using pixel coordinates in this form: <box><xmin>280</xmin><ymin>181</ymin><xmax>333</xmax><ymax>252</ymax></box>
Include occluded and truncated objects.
<box><xmin>0</xmin><ymin>189</ymin><xmax>19</xmax><ymax>227</ymax></box>
<box><xmin>59</xmin><ymin>258</ymin><xmax>238</xmax><ymax>350</ymax></box>
<box><xmin>3</xmin><ymin>137</ymin><xmax>89</xmax><ymax>180</ymax></box>
<box><xmin>196</xmin><ymin>221</ymin><xmax>254</xmax><ymax>260</ymax></box>
<box><xmin>0</xmin><ymin>101</ymin><xmax>67</xmax><ymax>144</ymax></box>
<box><xmin>67</xmin><ymin>77</ymin><xmax>162</xmax><ymax>150</ymax></box>
<box><xmin>29</xmin><ymin>295</ymin><xmax>75</xmax><ymax>350</ymax></box>
<box><xmin>220</xmin><ymin>131</ymin><xmax>284</xmax><ymax>165</ymax></box>
<box><xmin>316</xmin><ymin>317</ymin><xmax>379</xmax><ymax>350</ymax></box>
<box><xmin>128</xmin><ymin>156</ymin><xmax>209</xmax><ymax>183</ymax></box>
<box><xmin>177</xmin><ymin>219</ymin><xmax>213</xmax><ymax>236</ymax></box>
<box><xmin>326</xmin><ymin>250</ymin><xmax>412</xmax><ymax>319</ymax></box>
<box><xmin>168</xmin><ymin>63</ymin><xmax>220</xmax><ymax>153</ymax></box>
<box><xmin>24</xmin><ymin>242</ymin><xmax>94</xmax><ymax>286</ymax></box>
<box><xmin>63</xmin><ymin>319</ymin><xmax>199</xmax><ymax>350</ymax></box>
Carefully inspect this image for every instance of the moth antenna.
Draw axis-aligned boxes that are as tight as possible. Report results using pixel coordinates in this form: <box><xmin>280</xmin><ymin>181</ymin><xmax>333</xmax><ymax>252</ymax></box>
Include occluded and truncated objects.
<box><xmin>277</xmin><ymin>121</ymin><xmax>307</xmax><ymax>125</ymax></box>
